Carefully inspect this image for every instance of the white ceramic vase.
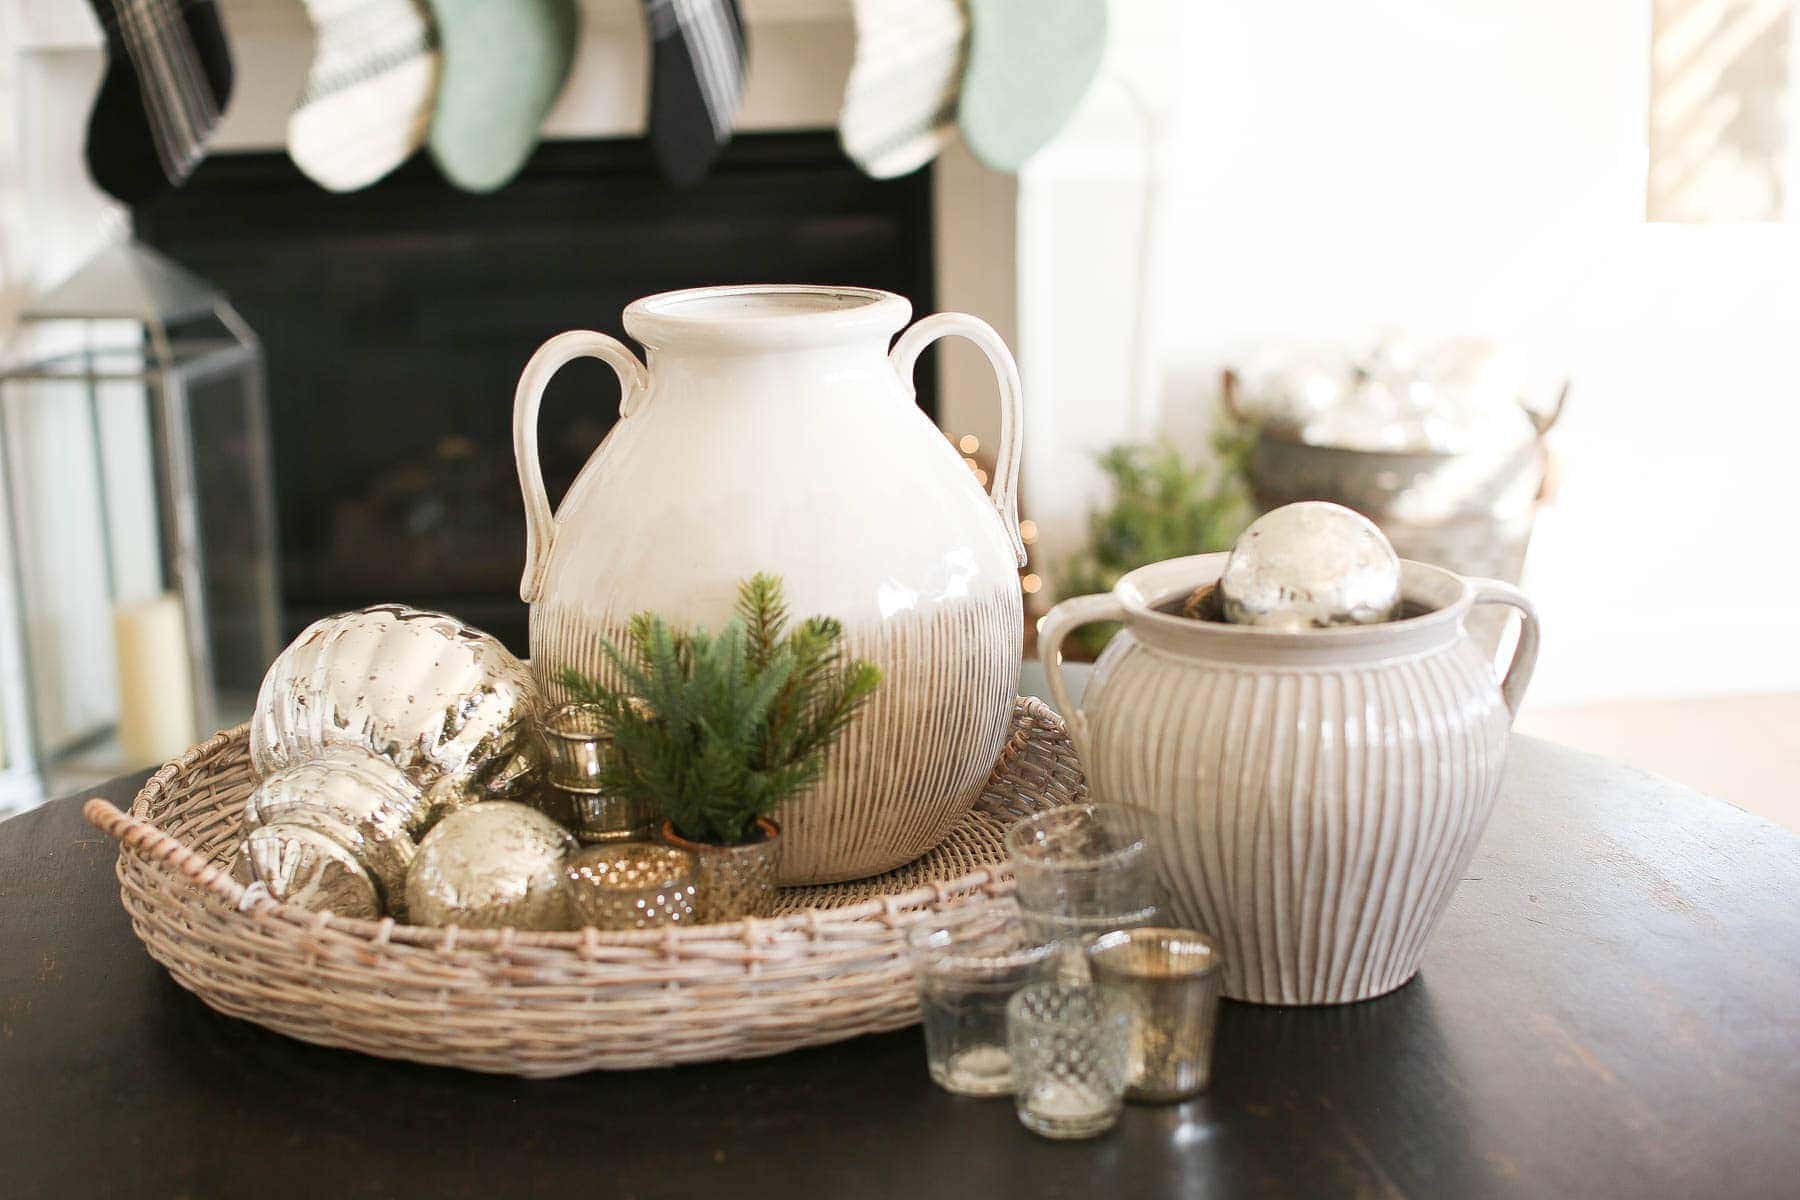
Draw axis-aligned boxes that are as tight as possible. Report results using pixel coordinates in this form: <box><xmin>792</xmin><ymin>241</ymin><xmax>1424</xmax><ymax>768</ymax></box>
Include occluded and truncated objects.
<box><xmin>1040</xmin><ymin>553</ymin><xmax>1539</xmax><ymax>1005</ymax></box>
<box><xmin>513</xmin><ymin>285</ymin><xmax>1026</xmax><ymax>884</ymax></box>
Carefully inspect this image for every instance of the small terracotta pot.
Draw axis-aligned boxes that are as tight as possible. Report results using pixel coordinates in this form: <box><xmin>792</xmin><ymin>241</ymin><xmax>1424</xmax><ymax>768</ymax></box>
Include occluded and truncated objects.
<box><xmin>660</xmin><ymin>817</ymin><xmax>782</xmax><ymax>923</ymax></box>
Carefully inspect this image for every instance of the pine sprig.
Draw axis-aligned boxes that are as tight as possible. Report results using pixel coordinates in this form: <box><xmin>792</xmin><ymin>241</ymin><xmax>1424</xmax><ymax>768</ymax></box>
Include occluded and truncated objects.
<box><xmin>558</xmin><ymin>575</ymin><xmax>883</xmax><ymax>845</ymax></box>
<box><xmin>736</xmin><ymin>572</ymin><xmax>789</xmax><ymax>672</ymax></box>
<box><xmin>1059</xmin><ymin>430</ymin><xmax>1254</xmax><ymax>656</ymax></box>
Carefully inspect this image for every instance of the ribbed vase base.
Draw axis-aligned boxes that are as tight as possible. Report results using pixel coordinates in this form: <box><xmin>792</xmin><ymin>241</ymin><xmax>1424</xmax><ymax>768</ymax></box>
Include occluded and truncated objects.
<box><xmin>1222</xmin><ymin>967</ymin><xmax>1420</xmax><ymax>1008</ymax></box>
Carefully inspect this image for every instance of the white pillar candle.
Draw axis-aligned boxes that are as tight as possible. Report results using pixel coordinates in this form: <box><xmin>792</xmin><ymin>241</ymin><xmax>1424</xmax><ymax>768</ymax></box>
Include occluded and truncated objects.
<box><xmin>113</xmin><ymin>593</ymin><xmax>197</xmax><ymax>767</ymax></box>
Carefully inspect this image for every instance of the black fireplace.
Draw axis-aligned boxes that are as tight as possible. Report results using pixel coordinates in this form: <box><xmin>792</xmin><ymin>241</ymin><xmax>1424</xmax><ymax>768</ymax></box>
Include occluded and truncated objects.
<box><xmin>135</xmin><ymin>133</ymin><xmax>935</xmax><ymax>653</ymax></box>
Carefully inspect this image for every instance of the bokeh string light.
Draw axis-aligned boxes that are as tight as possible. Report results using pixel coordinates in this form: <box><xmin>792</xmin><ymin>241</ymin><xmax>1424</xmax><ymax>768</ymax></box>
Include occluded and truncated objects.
<box><xmin>951</xmin><ymin>431</ymin><xmax>1040</xmax><ymax>599</ymax></box>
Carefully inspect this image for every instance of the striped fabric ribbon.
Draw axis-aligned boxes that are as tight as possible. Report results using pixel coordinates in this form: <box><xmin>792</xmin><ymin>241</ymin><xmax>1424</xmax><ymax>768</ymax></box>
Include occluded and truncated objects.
<box><xmin>94</xmin><ymin>0</ymin><xmax>225</xmax><ymax>185</ymax></box>
<box><xmin>644</xmin><ymin>0</ymin><xmax>746</xmax><ymax>142</ymax></box>
<box><xmin>839</xmin><ymin>0</ymin><xmax>968</xmax><ymax>179</ymax></box>
<box><xmin>296</xmin><ymin>0</ymin><xmax>439</xmax><ymax>107</ymax></box>
<box><xmin>288</xmin><ymin>0</ymin><xmax>441</xmax><ymax>192</ymax></box>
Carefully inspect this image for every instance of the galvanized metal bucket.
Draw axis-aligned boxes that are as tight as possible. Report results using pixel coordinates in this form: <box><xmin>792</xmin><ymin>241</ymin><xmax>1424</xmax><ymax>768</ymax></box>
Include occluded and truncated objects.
<box><xmin>1222</xmin><ymin>372</ymin><xmax>1565</xmax><ymax>651</ymax></box>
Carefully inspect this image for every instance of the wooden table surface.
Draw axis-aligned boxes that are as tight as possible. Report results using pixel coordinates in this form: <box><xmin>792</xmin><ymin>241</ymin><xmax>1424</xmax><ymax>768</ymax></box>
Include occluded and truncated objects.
<box><xmin>3</xmin><ymin>732</ymin><xmax>1797</xmax><ymax>1198</ymax></box>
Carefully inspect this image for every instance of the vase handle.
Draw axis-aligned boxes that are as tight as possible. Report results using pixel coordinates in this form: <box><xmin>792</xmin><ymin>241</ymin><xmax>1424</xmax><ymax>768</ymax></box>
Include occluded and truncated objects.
<box><xmin>513</xmin><ymin>330</ymin><xmax>649</xmax><ymax>604</ymax></box>
<box><xmin>1467</xmin><ymin>578</ymin><xmax>1541</xmax><ymax>720</ymax></box>
<box><xmin>889</xmin><ymin>313</ymin><xmax>1027</xmax><ymax>566</ymax></box>
<box><xmin>1036</xmin><ymin>592</ymin><xmax>1125</xmax><ymax>757</ymax></box>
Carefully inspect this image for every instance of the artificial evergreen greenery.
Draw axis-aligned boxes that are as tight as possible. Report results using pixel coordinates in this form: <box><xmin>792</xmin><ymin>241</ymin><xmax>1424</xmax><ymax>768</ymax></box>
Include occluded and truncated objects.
<box><xmin>1058</xmin><ymin>430</ymin><xmax>1256</xmax><ymax>657</ymax></box>
<box><xmin>557</xmin><ymin>574</ymin><xmax>882</xmax><ymax>845</ymax></box>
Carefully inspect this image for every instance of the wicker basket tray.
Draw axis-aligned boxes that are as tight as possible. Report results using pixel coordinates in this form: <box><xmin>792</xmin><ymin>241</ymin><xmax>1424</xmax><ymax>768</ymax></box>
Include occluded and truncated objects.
<box><xmin>83</xmin><ymin>697</ymin><xmax>1083</xmax><ymax>1076</ymax></box>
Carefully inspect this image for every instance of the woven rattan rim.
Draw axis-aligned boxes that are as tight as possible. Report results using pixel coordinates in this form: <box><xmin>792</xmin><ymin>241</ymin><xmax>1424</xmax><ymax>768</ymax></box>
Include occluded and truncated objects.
<box><xmin>85</xmin><ymin>697</ymin><xmax>1081</xmax><ymax>949</ymax></box>
<box><xmin>80</xmin><ymin>698</ymin><xmax>1085</xmax><ymax>1074</ymax></box>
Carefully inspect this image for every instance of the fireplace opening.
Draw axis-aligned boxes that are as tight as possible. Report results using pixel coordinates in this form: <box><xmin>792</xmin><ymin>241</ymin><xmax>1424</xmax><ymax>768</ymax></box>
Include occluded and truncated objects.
<box><xmin>134</xmin><ymin>133</ymin><xmax>935</xmax><ymax>654</ymax></box>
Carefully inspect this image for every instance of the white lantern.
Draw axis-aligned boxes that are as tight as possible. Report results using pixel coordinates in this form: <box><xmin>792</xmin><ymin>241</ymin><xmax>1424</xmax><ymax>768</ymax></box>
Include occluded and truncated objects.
<box><xmin>0</xmin><ymin>242</ymin><xmax>279</xmax><ymax>811</ymax></box>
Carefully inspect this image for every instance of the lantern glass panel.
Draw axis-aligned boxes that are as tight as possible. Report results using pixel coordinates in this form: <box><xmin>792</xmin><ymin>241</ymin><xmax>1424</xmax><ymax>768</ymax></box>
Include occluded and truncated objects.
<box><xmin>1</xmin><ymin>245</ymin><xmax>279</xmax><ymax>807</ymax></box>
<box><xmin>0</xmin><ymin>367</ymin><xmax>121</xmax><ymax>758</ymax></box>
<box><xmin>177</xmin><ymin>354</ymin><xmax>278</xmax><ymax>712</ymax></box>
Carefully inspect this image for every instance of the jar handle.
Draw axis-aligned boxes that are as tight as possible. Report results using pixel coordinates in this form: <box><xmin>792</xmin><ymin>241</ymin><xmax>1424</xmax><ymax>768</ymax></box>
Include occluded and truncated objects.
<box><xmin>889</xmin><ymin>313</ymin><xmax>1027</xmax><ymax>566</ymax></box>
<box><xmin>513</xmin><ymin>330</ymin><xmax>649</xmax><ymax>603</ymax></box>
<box><xmin>1468</xmin><ymin>578</ymin><xmax>1541</xmax><ymax>720</ymax></box>
<box><xmin>1036</xmin><ymin>592</ymin><xmax>1125</xmax><ymax>757</ymax></box>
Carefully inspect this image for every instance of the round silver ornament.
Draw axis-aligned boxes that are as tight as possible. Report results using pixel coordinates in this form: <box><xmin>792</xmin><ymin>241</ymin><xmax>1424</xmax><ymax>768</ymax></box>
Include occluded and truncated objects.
<box><xmin>1219</xmin><ymin>501</ymin><xmax>1401</xmax><ymax>629</ymax></box>
<box><xmin>1237</xmin><ymin>336</ymin><xmax>1537</xmax><ymax>455</ymax></box>
<box><xmin>249</xmin><ymin>604</ymin><xmax>543</xmax><ymax>820</ymax></box>
<box><xmin>404</xmin><ymin>801</ymin><xmax>578</xmax><ymax>930</ymax></box>
<box><xmin>235</xmin><ymin>752</ymin><xmax>427</xmax><ymax>920</ymax></box>
<box><xmin>239</xmin><ymin>605</ymin><xmax>545</xmax><ymax>921</ymax></box>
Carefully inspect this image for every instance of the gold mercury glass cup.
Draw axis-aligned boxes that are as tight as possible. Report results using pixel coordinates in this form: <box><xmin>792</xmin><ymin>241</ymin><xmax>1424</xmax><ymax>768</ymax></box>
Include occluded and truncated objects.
<box><xmin>563</xmin><ymin>843</ymin><xmax>698</xmax><ymax>930</ymax></box>
<box><xmin>1085</xmin><ymin>927</ymin><xmax>1224</xmax><ymax>1102</ymax></box>
<box><xmin>540</xmin><ymin>702</ymin><xmax>654</xmax><ymax>843</ymax></box>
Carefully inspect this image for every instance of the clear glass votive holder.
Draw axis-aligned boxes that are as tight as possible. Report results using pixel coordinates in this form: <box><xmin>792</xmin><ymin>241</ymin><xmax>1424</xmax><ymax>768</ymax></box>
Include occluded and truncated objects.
<box><xmin>1086</xmin><ymin>927</ymin><xmax>1223</xmax><ymax>1102</ymax></box>
<box><xmin>1020</xmin><ymin>903</ymin><xmax>1164</xmax><ymax>952</ymax></box>
<box><xmin>1004</xmin><ymin>803</ymin><xmax>1162</xmax><ymax>929</ymax></box>
<box><xmin>1006</xmin><ymin>981</ymin><xmax>1131</xmax><ymax>1140</ymax></box>
<box><xmin>564</xmin><ymin>843</ymin><xmax>698</xmax><ymax>930</ymax></box>
<box><xmin>906</xmin><ymin>907</ymin><xmax>1057</xmax><ymax>1098</ymax></box>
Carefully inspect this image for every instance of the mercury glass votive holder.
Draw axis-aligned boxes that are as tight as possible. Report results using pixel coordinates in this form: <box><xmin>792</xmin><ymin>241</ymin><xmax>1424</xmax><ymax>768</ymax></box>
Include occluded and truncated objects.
<box><xmin>1086</xmin><ymin>927</ymin><xmax>1223</xmax><ymax>1102</ymax></box>
<box><xmin>1005</xmin><ymin>981</ymin><xmax>1131</xmax><ymax>1140</ymax></box>
<box><xmin>564</xmin><ymin>843</ymin><xmax>698</xmax><ymax>931</ymax></box>
<box><xmin>661</xmin><ymin>818</ymin><xmax>782</xmax><ymax>922</ymax></box>
<box><xmin>540</xmin><ymin>702</ymin><xmax>654</xmax><ymax>843</ymax></box>
<box><xmin>542</xmin><ymin>702</ymin><xmax>608</xmax><ymax>786</ymax></box>
<box><xmin>906</xmin><ymin>906</ymin><xmax>1057</xmax><ymax>1097</ymax></box>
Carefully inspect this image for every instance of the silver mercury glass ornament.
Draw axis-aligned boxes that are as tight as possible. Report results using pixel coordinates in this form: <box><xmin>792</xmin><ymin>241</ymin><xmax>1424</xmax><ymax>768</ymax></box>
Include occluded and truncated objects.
<box><xmin>237</xmin><ymin>752</ymin><xmax>428</xmax><ymax>920</ymax></box>
<box><xmin>237</xmin><ymin>605</ymin><xmax>546</xmax><ymax>919</ymax></box>
<box><xmin>248</xmin><ymin>604</ymin><xmax>543</xmax><ymax>819</ymax></box>
<box><xmin>404</xmin><ymin>801</ymin><xmax>578</xmax><ymax>930</ymax></box>
<box><xmin>1218</xmin><ymin>501</ymin><xmax>1401</xmax><ymax>629</ymax></box>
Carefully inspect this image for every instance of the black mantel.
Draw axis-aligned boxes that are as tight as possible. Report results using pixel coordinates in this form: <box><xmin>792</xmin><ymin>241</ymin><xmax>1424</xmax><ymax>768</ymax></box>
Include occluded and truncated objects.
<box><xmin>134</xmin><ymin>133</ymin><xmax>936</xmax><ymax>653</ymax></box>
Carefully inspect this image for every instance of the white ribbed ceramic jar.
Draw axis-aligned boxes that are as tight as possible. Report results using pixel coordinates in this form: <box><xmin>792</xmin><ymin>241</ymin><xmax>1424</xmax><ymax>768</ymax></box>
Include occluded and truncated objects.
<box><xmin>513</xmin><ymin>286</ymin><xmax>1026</xmax><ymax>884</ymax></box>
<box><xmin>1040</xmin><ymin>553</ymin><xmax>1539</xmax><ymax>1005</ymax></box>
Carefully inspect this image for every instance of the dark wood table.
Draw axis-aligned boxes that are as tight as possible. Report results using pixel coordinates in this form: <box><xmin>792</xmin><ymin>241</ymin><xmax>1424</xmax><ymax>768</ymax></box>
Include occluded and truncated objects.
<box><xmin>3</xmin><ymin>733</ymin><xmax>1797</xmax><ymax>1198</ymax></box>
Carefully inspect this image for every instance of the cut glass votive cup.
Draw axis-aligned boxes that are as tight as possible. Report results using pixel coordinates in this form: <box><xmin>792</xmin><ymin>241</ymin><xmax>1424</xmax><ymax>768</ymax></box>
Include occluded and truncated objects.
<box><xmin>1086</xmin><ymin>926</ymin><xmax>1224</xmax><ymax>1103</ymax></box>
<box><xmin>905</xmin><ymin>906</ymin><xmax>1057</xmax><ymax>1098</ymax></box>
<box><xmin>1006</xmin><ymin>981</ymin><xmax>1131</xmax><ymax>1140</ymax></box>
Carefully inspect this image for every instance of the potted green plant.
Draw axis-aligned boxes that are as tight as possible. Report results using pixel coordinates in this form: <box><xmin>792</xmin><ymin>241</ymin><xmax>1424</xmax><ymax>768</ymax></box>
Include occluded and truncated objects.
<box><xmin>1058</xmin><ymin>430</ymin><xmax>1255</xmax><ymax>657</ymax></box>
<box><xmin>558</xmin><ymin>574</ymin><xmax>881</xmax><ymax>921</ymax></box>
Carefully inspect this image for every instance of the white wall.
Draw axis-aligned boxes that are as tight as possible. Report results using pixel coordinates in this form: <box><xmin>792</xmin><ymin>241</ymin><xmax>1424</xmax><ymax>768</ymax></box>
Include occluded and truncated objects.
<box><xmin>1156</xmin><ymin>0</ymin><xmax>1800</xmax><ymax>705</ymax></box>
<box><xmin>1</xmin><ymin>2</ymin><xmax>160</xmax><ymax>763</ymax></box>
<box><xmin>14</xmin><ymin>0</ymin><xmax>1779</xmax><ymax>712</ymax></box>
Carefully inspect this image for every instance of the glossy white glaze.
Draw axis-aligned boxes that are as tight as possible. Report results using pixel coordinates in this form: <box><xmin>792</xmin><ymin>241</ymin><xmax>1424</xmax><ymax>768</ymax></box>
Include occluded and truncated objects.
<box><xmin>514</xmin><ymin>286</ymin><xmax>1026</xmax><ymax>883</ymax></box>
<box><xmin>1041</xmin><ymin>554</ymin><xmax>1539</xmax><ymax>1005</ymax></box>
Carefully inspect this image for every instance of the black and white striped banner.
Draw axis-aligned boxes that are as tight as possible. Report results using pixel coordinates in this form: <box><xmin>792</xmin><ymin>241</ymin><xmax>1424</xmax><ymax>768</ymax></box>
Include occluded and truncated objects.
<box><xmin>642</xmin><ymin>0</ymin><xmax>746</xmax><ymax>183</ymax></box>
<box><xmin>92</xmin><ymin>0</ymin><xmax>230</xmax><ymax>187</ymax></box>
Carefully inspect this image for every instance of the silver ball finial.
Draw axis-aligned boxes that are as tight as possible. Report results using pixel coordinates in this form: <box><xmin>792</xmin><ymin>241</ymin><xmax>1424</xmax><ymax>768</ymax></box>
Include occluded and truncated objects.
<box><xmin>1219</xmin><ymin>501</ymin><xmax>1401</xmax><ymax>629</ymax></box>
